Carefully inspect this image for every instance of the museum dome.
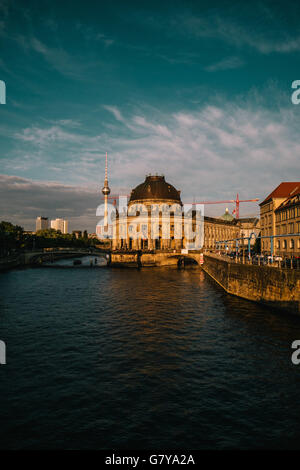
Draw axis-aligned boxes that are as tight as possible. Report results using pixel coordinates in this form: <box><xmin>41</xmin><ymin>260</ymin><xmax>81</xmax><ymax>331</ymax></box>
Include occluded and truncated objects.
<box><xmin>129</xmin><ymin>175</ymin><xmax>181</xmax><ymax>204</ymax></box>
<box><xmin>220</xmin><ymin>207</ymin><xmax>234</xmax><ymax>221</ymax></box>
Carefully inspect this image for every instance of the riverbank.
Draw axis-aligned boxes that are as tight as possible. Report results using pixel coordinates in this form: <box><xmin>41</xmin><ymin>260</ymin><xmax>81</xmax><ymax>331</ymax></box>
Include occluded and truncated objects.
<box><xmin>0</xmin><ymin>255</ymin><xmax>22</xmax><ymax>271</ymax></box>
<box><xmin>0</xmin><ymin>251</ymin><xmax>106</xmax><ymax>271</ymax></box>
<box><xmin>202</xmin><ymin>253</ymin><xmax>300</xmax><ymax>315</ymax></box>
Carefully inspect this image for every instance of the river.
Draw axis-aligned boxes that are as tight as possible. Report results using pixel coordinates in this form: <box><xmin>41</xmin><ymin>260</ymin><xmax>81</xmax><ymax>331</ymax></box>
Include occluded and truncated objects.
<box><xmin>0</xmin><ymin>260</ymin><xmax>300</xmax><ymax>449</ymax></box>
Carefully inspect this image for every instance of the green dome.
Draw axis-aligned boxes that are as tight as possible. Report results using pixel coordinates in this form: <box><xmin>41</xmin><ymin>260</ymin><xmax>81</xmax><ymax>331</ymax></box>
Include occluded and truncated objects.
<box><xmin>220</xmin><ymin>208</ymin><xmax>234</xmax><ymax>221</ymax></box>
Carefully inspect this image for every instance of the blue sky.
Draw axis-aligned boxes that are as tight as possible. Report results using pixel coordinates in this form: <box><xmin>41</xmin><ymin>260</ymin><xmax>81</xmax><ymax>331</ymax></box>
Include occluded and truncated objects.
<box><xmin>0</xmin><ymin>0</ymin><xmax>300</xmax><ymax>230</ymax></box>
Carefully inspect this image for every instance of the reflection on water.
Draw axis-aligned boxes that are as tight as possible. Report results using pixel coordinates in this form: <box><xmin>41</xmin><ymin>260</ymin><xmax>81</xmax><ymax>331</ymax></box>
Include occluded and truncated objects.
<box><xmin>46</xmin><ymin>255</ymin><xmax>107</xmax><ymax>267</ymax></box>
<box><xmin>0</xmin><ymin>266</ymin><xmax>300</xmax><ymax>449</ymax></box>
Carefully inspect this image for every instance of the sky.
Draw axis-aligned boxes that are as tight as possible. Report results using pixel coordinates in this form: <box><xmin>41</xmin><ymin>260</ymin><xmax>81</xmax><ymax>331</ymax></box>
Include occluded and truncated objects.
<box><xmin>0</xmin><ymin>0</ymin><xmax>300</xmax><ymax>231</ymax></box>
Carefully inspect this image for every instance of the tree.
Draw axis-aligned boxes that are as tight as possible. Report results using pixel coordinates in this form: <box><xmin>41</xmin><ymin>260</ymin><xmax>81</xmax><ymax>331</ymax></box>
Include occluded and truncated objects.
<box><xmin>0</xmin><ymin>221</ymin><xmax>24</xmax><ymax>256</ymax></box>
<box><xmin>253</xmin><ymin>233</ymin><xmax>261</xmax><ymax>254</ymax></box>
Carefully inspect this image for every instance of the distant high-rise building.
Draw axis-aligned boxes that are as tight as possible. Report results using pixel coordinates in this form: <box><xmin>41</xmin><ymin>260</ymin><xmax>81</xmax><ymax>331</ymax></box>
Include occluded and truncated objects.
<box><xmin>50</xmin><ymin>218</ymin><xmax>69</xmax><ymax>234</ymax></box>
<box><xmin>36</xmin><ymin>216</ymin><xmax>49</xmax><ymax>232</ymax></box>
<box><xmin>63</xmin><ymin>220</ymin><xmax>68</xmax><ymax>234</ymax></box>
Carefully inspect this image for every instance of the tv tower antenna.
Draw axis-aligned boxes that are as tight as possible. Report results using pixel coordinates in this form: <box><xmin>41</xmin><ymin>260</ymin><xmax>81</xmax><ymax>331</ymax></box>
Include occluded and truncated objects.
<box><xmin>101</xmin><ymin>152</ymin><xmax>111</xmax><ymax>228</ymax></box>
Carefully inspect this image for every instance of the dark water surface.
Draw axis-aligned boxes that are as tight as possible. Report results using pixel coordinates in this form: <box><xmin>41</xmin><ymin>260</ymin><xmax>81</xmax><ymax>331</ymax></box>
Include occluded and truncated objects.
<box><xmin>0</xmin><ymin>264</ymin><xmax>300</xmax><ymax>449</ymax></box>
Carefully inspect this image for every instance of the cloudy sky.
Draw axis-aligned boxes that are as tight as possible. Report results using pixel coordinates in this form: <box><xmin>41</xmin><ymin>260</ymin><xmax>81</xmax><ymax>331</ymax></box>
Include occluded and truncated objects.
<box><xmin>0</xmin><ymin>0</ymin><xmax>300</xmax><ymax>231</ymax></box>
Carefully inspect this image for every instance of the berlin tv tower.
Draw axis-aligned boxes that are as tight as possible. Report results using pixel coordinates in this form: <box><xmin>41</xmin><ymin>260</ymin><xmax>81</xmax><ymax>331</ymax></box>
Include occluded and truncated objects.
<box><xmin>101</xmin><ymin>152</ymin><xmax>111</xmax><ymax>229</ymax></box>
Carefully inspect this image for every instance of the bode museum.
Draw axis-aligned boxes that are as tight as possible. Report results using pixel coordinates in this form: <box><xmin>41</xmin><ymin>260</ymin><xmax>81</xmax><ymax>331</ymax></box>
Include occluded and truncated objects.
<box><xmin>98</xmin><ymin>166</ymin><xmax>259</xmax><ymax>254</ymax></box>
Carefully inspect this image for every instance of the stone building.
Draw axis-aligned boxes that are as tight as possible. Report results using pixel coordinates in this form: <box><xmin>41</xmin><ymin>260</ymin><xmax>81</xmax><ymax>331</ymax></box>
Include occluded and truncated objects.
<box><xmin>260</xmin><ymin>182</ymin><xmax>300</xmax><ymax>255</ymax></box>
<box><xmin>112</xmin><ymin>175</ymin><xmax>190</xmax><ymax>251</ymax></box>
<box><xmin>274</xmin><ymin>188</ymin><xmax>300</xmax><ymax>256</ymax></box>
<box><xmin>203</xmin><ymin>216</ymin><xmax>239</xmax><ymax>251</ymax></box>
<box><xmin>238</xmin><ymin>217</ymin><xmax>260</xmax><ymax>251</ymax></box>
<box><xmin>111</xmin><ymin>174</ymin><xmax>240</xmax><ymax>252</ymax></box>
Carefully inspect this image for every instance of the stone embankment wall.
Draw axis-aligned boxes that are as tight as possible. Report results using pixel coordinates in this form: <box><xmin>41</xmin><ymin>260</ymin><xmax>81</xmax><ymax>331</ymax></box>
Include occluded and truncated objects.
<box><xmin>203</xmin><ymin>254</ymin><xmax>300</xmax><ymax>315</ymax></box>
<box><xmin>110</xmin><ymin>252</ymin><xmax>180</xmax><ymax>267</ymax></box>
<box><xmin>110</xmin><ymin>251</ymin><xmax>202</xmax><ymax>267</ymax></box>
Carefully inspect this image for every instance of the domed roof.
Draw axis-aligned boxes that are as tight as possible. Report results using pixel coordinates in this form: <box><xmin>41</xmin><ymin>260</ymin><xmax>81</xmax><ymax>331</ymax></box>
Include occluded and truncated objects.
<box><xmin>129</xmin><ymin>175</ymin><xmax>181</xmax><ymax>203</ymax></box>
<box><xmin>220</xmin><ymin>208</ymin><xmax>234</xmax><ymax>221</ymax></box>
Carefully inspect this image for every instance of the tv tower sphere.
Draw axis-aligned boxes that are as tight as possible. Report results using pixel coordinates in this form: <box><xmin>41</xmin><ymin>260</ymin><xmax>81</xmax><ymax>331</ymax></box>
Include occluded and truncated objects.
<box><xmin>102</xmin><ymin>152</ymin><xmax>111</xmax><ymax>196</ymax></box>
<box><xmin>102</xmin><ymin>185</ymin><xmax>111</xmax><ymax>196</ymax></box>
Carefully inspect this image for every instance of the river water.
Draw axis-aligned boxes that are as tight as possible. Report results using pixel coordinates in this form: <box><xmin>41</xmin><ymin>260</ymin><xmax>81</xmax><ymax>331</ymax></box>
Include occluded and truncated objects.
<box><xmin>0</xmin><ymin>259</ymin><xmax>300</xmax><ymax>449</ymax></box>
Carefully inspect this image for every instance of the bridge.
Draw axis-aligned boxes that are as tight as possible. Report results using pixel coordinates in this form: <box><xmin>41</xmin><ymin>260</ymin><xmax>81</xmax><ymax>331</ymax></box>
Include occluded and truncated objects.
<box><xmin>1</xmin><ymin>248</ymin><xmax>204</xmax><ymax>270</ymax></box>
<box><xmin>109</xmin><ymin>250</ymin><xmax>203</xmax><ymax>267</ymax></box>
<box><xmin>23</xmin><ymin>248</ymin><xmax>109</xmax><ymax>265</ymax></box>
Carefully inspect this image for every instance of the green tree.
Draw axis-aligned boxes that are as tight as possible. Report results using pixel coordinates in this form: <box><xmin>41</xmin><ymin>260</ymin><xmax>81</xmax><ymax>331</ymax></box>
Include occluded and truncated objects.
<box><xmin>0</xmin><ymin>221</ymin><xmax>24</xmax><ymax>256</ymax></box>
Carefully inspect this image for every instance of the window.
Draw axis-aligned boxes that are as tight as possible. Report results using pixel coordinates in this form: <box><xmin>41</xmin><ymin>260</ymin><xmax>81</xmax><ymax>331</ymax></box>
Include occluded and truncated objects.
<box><xmin>276</xmin><ymin>240</ymin><xmax>280</xmax><ymax>249</ymax></box>
<box><xmin>283</xmin><ymin>240</ymin><xmax>287</xmax><ymax>249</ymax></box>
<box><xmin>290</xmin><ymin>223</ymin><xmax>294</xmax><ymax>234</ymax></box>
<box><xmin>290</xmin><ymin>239</ymin><xmax>294</xmax><ymax>249</ymax></box>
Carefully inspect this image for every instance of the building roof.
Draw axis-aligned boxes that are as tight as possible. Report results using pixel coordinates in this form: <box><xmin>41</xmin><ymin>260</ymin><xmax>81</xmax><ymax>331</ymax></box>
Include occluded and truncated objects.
<box><xmin>238</xmin><ymin>217</ymin><xmax>259</xmax><ymax>223</ymax></box>
<box><xmin>129</xmin><ymin>175</ymin><xmax>181</xmax><ymax>203</ymax></box>
<box><xmin>204</xmin><ymin>215</ymin><xmax>238</xmax><ymax>226</ymax></box>
<box><xmin>260</xmin><ymin>182</ymin><xmax>300</xmax><ymax>206</ymax></box>
<box><xmin>220</xmin><ymin>207</ymin><xmax>234</xmax><ymax>221</ymax></box>
<box><xmin>275</xmin><ymin>188</ymin><xmax>300</xmax><ymax>212</ymax></box>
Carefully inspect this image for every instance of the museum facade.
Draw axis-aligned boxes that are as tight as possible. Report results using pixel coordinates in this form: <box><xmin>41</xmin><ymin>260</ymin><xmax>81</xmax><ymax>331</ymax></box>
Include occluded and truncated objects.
<box><xmin>108</xmin><ymin>174</ymin><xmax>241</xmax><ymax>252</ymax></box>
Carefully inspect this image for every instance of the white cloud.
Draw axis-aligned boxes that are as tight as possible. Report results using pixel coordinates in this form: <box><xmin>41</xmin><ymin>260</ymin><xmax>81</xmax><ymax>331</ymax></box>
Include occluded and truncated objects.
<box><xmin>0</xmin><ymin>174</ymin><xmax>100</xmax><ymax>231</ymax></box>
<box><xmin>205</xmin><ymin>56</ymin><xmax>244</xmax><ymax>72</ymax></box>
<box><xmin>15</xmin><ymin>125</ymin><xmax>83</xmax><ymax>147</ymax></box>
<box><xmin>182</xmin><ymin>14</ymin><xmax>300</xmax><ymax>54</ymax></box>
<box><xmin>103</xmin><ymin>105</ymin><xmax>124</xmax><ymax>122</ymax></box>
<box><xmin>133</xmin><ymin>116</ymin><xmax>172</xmax><ymax>137</ymax></box>
<box><xmin>5</xmin><ymin>98</ymin><xmax>300</xmax><ymax>220</ymax></box>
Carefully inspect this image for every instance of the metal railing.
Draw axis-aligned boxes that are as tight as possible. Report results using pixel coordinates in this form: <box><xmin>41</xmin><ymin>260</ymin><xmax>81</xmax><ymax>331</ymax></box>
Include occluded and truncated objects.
<box><xmin>214</xmin><ymin>232</ymin><xmax>300</xmax><ymax>269</ymax></box>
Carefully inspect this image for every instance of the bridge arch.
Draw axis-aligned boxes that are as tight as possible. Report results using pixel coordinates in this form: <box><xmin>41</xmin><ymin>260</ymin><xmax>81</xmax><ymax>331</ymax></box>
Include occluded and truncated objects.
<box><xmin>26</xmin><ymin>250</ymin><xmax>108</xmax><ymax>265</ymax></box>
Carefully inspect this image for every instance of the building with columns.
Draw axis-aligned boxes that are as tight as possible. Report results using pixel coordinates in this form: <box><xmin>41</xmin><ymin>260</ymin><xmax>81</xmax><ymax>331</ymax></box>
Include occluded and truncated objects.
<box><xmin>111</xmin><ymin>174</ymin><xmax>240</xmax><ymax>252</ymax></box>
<box><xmin>112</xmin><ymin>175</ymin><xmax>186</xmax><ymax>251</ymax></box>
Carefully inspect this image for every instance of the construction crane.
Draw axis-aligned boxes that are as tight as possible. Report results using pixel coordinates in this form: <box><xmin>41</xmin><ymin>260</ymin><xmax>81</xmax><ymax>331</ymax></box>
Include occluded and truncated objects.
<box><xmin>186</xmin><ymin>193</ymin><xmax>259</xmax><ymax>219</ymax></box>
<box><xmin>101</xmin><ymin>193</ymin><xmax>259</xmax><ymax>219</ymax></box>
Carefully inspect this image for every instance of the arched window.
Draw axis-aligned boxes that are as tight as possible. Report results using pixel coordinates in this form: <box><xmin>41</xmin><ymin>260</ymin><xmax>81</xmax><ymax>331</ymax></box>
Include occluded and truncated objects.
<box><xmin>283</xmin><ymin>240</ymin><xmax>287</xmax><ymax>249</ymax></box>
<box><xmin>276</xmin><ymin>240</ymin><xmax>280</xmax><ymax>249</ymax></box>
<box><xmin>290</xmin><ymin>239</ymin><xmax>294</xmax><ymax>249</ymax></box>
